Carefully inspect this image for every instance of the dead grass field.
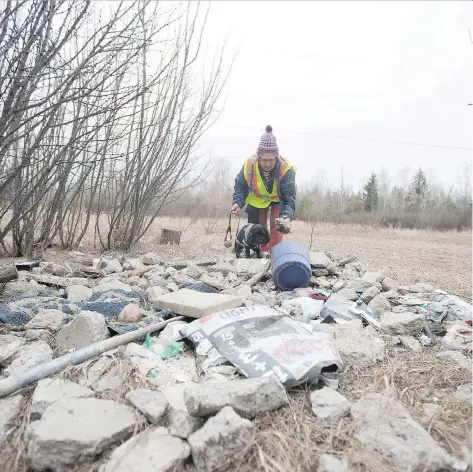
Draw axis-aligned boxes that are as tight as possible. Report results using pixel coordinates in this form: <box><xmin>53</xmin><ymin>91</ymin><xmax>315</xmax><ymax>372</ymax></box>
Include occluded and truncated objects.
<box><xmin>122</xmin><ymin>217</ymin><xmax>472</xmax><ymax>301</ymax></box>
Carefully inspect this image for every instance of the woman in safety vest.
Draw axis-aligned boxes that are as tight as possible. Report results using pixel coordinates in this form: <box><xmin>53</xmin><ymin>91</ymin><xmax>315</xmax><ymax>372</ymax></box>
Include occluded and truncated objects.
<box><xmin>231</xmin><ymin>125</ymin><xmax>296</xmax><ymax>252</ymax></box>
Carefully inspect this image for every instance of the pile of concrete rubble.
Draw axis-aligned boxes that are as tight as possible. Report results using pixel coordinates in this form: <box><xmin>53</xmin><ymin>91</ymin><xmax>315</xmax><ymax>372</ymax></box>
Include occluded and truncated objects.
<box><xmin>0</xmin><ymin>250</ymin><xmax>471</xmax><ymax>472</ymax></box>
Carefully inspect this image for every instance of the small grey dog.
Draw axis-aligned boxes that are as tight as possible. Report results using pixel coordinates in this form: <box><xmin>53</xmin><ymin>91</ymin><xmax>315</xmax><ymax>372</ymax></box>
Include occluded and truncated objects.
<box><xmin>234</xmin><ymin>223</ymin><xmax>270</xmax><ymax>258</ymax></box>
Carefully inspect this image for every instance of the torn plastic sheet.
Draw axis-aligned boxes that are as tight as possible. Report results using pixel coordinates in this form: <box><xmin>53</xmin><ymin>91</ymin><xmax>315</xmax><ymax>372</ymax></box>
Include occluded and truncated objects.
<box><xmin>184</xmin><ymin>305</ymin><xmax>343</xmax><ymax>388</ymax></box>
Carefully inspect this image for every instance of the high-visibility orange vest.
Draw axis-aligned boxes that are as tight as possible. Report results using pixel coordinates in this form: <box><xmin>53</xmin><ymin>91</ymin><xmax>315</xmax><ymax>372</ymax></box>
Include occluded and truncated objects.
<box><xmin>243</xmin><ymin>155</ymin><xmax>292</xmax><ymax>208</ymax></box>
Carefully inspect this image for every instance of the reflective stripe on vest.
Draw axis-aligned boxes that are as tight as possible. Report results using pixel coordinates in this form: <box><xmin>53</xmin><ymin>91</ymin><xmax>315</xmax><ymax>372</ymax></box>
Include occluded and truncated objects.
<box><xmin>243</xmin><ymin>156</ymin><xmax>292</xmax><ymax>208</ymax></box>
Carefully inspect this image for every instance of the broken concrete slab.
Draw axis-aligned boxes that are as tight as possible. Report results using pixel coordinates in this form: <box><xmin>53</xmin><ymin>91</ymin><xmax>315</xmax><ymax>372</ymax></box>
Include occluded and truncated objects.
<box><xmin>94</xmin><ymin>362</ymin><xmax>133</xmax><ymax>393</ymax></box>
<box><xmin>184</xmin><ymin>376</ymin><xmax>288</xmax><ymax>418</ymax></box>
<box><xmin>351</xmin><ymin>393</ymin><xmax>450</xmax><ymax>471</ymax></box>
<box><xmin>408</xmin><ymin>283</ymin><xmax>435</xmax><ymax>293</ymax></box>
<box><xmin>102</xmin><ymin>258</ymin><xmax>122</xmax><ymax>274</ymax></box>
<box><xmin>78</xmin><ymin>357</ymin><xmax>114</xmax><ymax>388</ymax></box>
<box><xmin>381</xmin><ymin>277</ymin><xmax>399</xmax><ymax>292</ymax></box>
<box><xmin>65</xmin><ymin>284</ymin><xmax>93</xmax><ymax>302</ymax></box>
<box><xmin>361</xmin><ymin>271</ymin><xmax>385</xmax><ymax>284</ymax></box>
<box><xmin>0</xmin><ymin>394</ymin><xmax>23</xmax><ymax>445</ymax></box>
<box><xmin>168</xmin><ymin>407</ymin><xmax>203</xmax><ymax>439</ymax></box>
<box><xmin>93</xmin><ymin>280</ymin><xmax>132</xmax><ymax>293</ymax></box>
<box><xmin>368</xmin><ymin>293</ymin><xmax>391</xmax><ymax>315</ymax></box>
<box><xmin>25</xmin><ymin>329</ymin><xmax>50</xmax><ymax>342</ymax></box>
<box><xmin>309</xmin><ymin>252</ymin><xmax>332</xmax><ymax>268</ymax></box>
<box><xmin>310</xmin><ymin>387</ymin><xmax>351</xmax><ymax>421</ymax></box>
<box><xmin>318</xmin><ymin>454</ymin><xmax>352</xmax><ymax>472</ymax></box>
<box><xmin>319</xmin><ymin>324</ymin><xmax>384</xmax><ymax>365</ymax></box>
<box><xmin>28</xmin><ymin>273</ymin><xmax>92</xmax><ymax>288</ymax></box>
<box><xmin>234</xmin><ymin>258</ymin><xmax>268</xmax><ymax>276</ymax></box>
<box><xmin>188</xmin><ymin>406</ymin><xmax>253</xmax><ymax>472</ymax></box>
<box><xmin>152</xmin><ymin>289</ymin><xmax>242</xmax><ymax>318</ymax></box>
<box><xmin>380</xmin><ymin>312</ymin><xmax>424</xmax><ymax>336</ymax></box>
<box><xmin>337</xmin><ymin>254</ymin><xmax>358</xmax><ymax>267</ymax></box>
<box><xmin>360</xmin><ymin>286</ymin><xmax>380</xmax><ymax>304</ymax></box>
<box><xmin>25</xmin><ymin>309</ymin><xmax>66</xmax><ymax>331</ymax></box>
<box><xmin>346</xmin><ymin>278</ymin><xmax>382</xmax><ymax>292</ymax></box>
<box><xmin>436</xmin><ymin>351</ymin><xmax>471</xmax><ymax>371</ymax></box>
<box><xmin>146</xmin><ymin>286</ymin><xmax>164</xmax><ymax>303</ymax></box>
<box><xmin>320</xmin><ymin>293</ymin><xmax>355</xmax><ymax>321</ymax></box>
<box><xmin>27</xmin><ymin>398</ymin><xmax>136</xmax><ymax>471</ymax></box>
<box><xmin>5</xmin><ymin>341</ymin><xmax>53</xmax><ymax>375</ymax></box>
<box><xmin>55</xmin><ymin>311</ymin><xmax>110</xmax><ymax>350</ymax></box>
<box><xmin>99</xmin><ymin>426</ymin><xmax>190</xmax><ymax>472</ymax></box>
<box><xmin>125</xmin><ymin>389</ymin><xmax>168</xmax><ymax>425</ymax></box>
<box><xmin>399</xmin><ymin>335</ymin><xmax>422</xmax><ymax>352</ymax></box>
<box><xmin>31</xmin><ymin>379</ymin><xmax>94</xmax><ymax>418</ymax></box>
<box><xmin>0</xmin><ymin>334</ymin><xmax>25</xmax><ymax>364</ymax></box>
<box><xmin>142</xmin><ymin>252</ymin><xmax>160</xmax><ymax>265</ymax></box>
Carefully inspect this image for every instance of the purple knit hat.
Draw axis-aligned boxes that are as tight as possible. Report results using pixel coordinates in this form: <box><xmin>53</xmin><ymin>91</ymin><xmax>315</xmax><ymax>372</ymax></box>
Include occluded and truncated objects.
<box><xmin>256</xmin><ymin>125</ymin><xmax>279</xmax><ymax>157</ymax></box>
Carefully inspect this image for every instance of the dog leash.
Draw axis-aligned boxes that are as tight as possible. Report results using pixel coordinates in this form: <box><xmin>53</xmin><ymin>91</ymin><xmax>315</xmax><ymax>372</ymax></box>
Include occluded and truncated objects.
<box><xmin>224</xmin><ymin>211</ymin><xmax>240</xmax><ymax>248</ymax></box>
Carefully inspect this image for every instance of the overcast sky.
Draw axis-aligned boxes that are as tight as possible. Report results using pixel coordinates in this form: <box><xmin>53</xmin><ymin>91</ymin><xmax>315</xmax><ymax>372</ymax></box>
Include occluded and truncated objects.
<box><xmin>195</xmin><ymin>1</ymin><xmax>472</xmax><ymax>191</ymax></box>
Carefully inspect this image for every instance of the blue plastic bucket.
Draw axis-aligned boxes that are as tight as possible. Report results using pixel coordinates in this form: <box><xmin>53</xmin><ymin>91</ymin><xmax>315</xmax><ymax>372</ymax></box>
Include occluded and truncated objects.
<box><xmin>271</xmin><ymin>241</ymin><xmax>311</xmax><ymax>291</ymax></box>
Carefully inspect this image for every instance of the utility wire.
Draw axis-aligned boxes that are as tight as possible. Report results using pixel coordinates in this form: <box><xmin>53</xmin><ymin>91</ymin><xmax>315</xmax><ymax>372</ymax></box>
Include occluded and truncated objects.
<box><xmin>214</xmin><ymin>124</ymin><xmax>472</xmax><ymax>151</ymax></box>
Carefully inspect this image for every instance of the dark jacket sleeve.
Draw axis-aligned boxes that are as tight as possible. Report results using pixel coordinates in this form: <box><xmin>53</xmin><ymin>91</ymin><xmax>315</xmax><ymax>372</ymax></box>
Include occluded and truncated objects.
<box><xmin>279</xmin><ymin>168</ymin><xmax>296</xmax><ymax>219</ymax></box>
<box><xmin>232</xmin><ymin>165</ymin><xmax>248</xmax><ymax>208</ymax></box>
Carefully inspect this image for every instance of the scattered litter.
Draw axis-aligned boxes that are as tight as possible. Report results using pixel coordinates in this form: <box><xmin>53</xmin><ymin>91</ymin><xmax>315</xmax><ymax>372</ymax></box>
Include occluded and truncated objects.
<box><xmin>441</xmin><ymin>325</ymin><xmax>473</xmax><ymax>351</ymax></box>
<box><xmin>349</xmin><ymin>300</ymin><xmax>380</xmax><ymax>329</ymax></box>
<box><xmin>185</xmin><ymin>305</ymin><xmax>343</xmax><ymax>388</ymax></box>
<box><xmin>160</xmin><ymin>342</ymin><xmax>184</xmax><ymax>360</ymax></box>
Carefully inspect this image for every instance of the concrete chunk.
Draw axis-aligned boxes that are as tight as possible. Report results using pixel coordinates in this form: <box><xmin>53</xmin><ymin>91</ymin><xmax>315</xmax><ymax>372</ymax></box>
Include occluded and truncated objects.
<box><xmin>310</xmin><ymin>387</ymin><xmax>351</xmax><ymax>421</ymax></box>
<box><xmin>368</xmin><ymin>293</ymin><xmax>391</xmax><ymax>315</ymax></box>
<box><xmin>0</xmin><ymin>394</ymin><xmax>23</xmax><ymax>445</ymax></box>
<box><xmin>152</xmin><ymin>289</ymin><xmax>242</xmax><ymax>318</ymax></box>
<box><xmin>321</xmin><ymin>293</ymin><xmax>355</xmax><ymax>321</ymax></box>
<box><xmin>346</xmin><ymin>278</ymin><xmax>382</xmax><ymax>292</ymax></box>
<box><xmin>188</xmin><ymin>407</ymin><xmax>253</xmax><ymax>472</ymax></box>
<box><xmin>351</xmin><ymin>393</ymin><xmax>450</xmax><ymax>471</ymax></box>
<box><xmin>381</xmin><ymin>277</ymin><xmax>399</xmax><ymax>292</ymax></box>
<box><xmin>234</xmin><ymin>258</ymin><xmax>268</xmax><ymax>276</ymax></box>
<box><xmin>27</xmin><ymin>398</ymin><xmax>136</xmax><ymax>471</ymax></box>
<box><xmin>399</xmin><ymin>335</ymin><xmax>422</xmax><ymax>352</ymax></box>
<box><xmin>380</xmin><ymin>312</ymin><xmax>424</xmax><ymax>336</ymax></box>
<box><xmin>168</xmin><ymin>407</ymin><xmax>203</xmax><ymax>439</ymax></box>
<box><xmin>184</xmin><ymin>376</ymin><xmax>288</xmax><ymax>418</ymax></box>
<box><xmin>31</xmin><ymin>379</ymin><xmax>94</xmax><ymax>418</ymax></box>
<box><xmin>55</xmin><ymin>311</ymin><xmax>109</xmax><ymax>350</ymax></box>
<box><xmin>310</xmin><ymin>252</ymin><xmax>332</xmax><ymax>268</ymax></box>
<box><xmin>125</xmin><ymin>389</ymin><xmax>168</xmax><ymax>425</ymax></box>
<box><xmin>66</xmin><ymin>285</ymin><xmax>93</xmax><ymax>302</ymax></box>
<box><xmin>362</xmin><ymin>271</ymin><xmax>385</xmax><ymax>284</ymax></box>
<box><xmin>5</xmin><ymin>341</ymin><xmax>53</xmax><ymax>375</ymax></box>
<box><xmin>437</xmin><ymin>351</ymin><xmax>471</xmax><ymax>371</ymax></box>
<box><xmin>25</xmin><ymin>309</ymin><xmax>66</xmax><ymax>331</ymax></box>
<box><xmin>0</xmin><ymin>334</ymin><xmax>25</xmax><ymax>364</ymax></box>
<box><xmin>318</xmin><ymin>454</ymin><xmax>352</xmax><ymax>472</ymax></box>
<box><xmin>360</xmin><ymin>286</ymin><xmax>380</xmax><ymax>304</ymax></box>
<box><xmin>99</xmin><ymin>427</ymin><xmax>190</xmax><ymax>472</ymax></box>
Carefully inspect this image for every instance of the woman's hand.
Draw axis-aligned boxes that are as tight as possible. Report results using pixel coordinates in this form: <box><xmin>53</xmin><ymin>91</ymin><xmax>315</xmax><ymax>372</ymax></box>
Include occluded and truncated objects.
<box><xmin>231</xmin><ymin>204</ymin><xmax>240</xmax><ymax>214</ymax></box>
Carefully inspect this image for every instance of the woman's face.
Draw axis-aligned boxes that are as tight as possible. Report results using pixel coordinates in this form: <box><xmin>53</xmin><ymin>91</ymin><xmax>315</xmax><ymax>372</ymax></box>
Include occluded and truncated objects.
<box><xmin>258</xmin><ymin>152</ymin><xmax>277</xmax><ymax>172</ymax></box>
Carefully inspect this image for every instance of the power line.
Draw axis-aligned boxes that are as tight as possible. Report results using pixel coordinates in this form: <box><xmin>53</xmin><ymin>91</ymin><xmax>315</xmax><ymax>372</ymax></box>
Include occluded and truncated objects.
<box><xmin>214</xmin><ymin>124</ymin><xmax>472</xmax><ymax>151</ymax></box>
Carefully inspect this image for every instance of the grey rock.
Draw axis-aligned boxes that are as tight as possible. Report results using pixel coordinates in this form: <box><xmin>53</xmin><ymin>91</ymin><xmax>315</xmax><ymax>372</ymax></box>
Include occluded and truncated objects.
<box><xmin>320</xmin><ymin>324</ymin><xmax>384</xmax><ymax>365</ymax></box>
<box><xmin>360</xmin><ymin>286</ymin><xmax>380</xmax><ymax>304</ymax></box>
<box><xmin>2</xmin><ymin>280</ymin><xmax>41</xmax><ymax>297</ymax></box>
<box><xmin>362</xmin><ymin>271</ymin><xmax>385</xmax><ymax>284</ymax></box>
<box><xmin>55</xmin><ymin>311</ymin><xmax>109</xmax><ymax>350</ymax></box>
<box><xmin>381</xmin><ymin>277</ymin><xmax>399</xmax><ymax>292</ymax></box>
<box><xmin>79</xmin><ymin>357</ymin><xmax>114</xmax><ymax>388</ymax></box>
<box><xmin>28</xmin><ymin>273</ymin><xmax>92</xmax><ymax>288</ymax></box>
<box><xmin>384</xmin><ymin>289</ymin><xmax>401</xmax><ymax>300</ymax></box>
<box><xmin>166</xmin><ymin>282</ymin><xmax>179</xmax><ymax>292</ymax></box>
<box><xmin>144</xmin><ymin>266</ymin><xmax>165</xmax><ymax>279</ymax></box>
<box><xmin>184</xmin><ymin>376</ymin><xmax>288</xmax><ymax>418</ymax></box>
<box><xmin>31</xmin><ymin>378</ymin><xmax>94</xmax><ymax>418</ymax></box>
<box><xmin>321</xmin><ymin>293</ymin><xmax>356</xmax><ymax>321</ymax></box>
<box><xmin>310</xmin><ymin>387</ymin><xmax>351</xmax><ymax>421</ymax></box>
<box><xmin>207</xmin><ymin>262</ymin><xmax>235</xmax><ymax>276</ymax></box>
<box><xmin>346</xmin><ymin>278</ymin><xmax>382</xmax><ymax>292</ymax></box>
<box><xmin>310</xmin><ymin>252</ymin><xmax>332</xmax><ymax>268</ymax></box>
<box><xmin>234</xmin><ymin>258</ymin><xmax>267</xmax><ymax>276</ymax></box>
<box><xmin>99</xmin><ymin>427</ymin><xmax>190</xmax><ymax>472</ymax></box>
<box><xmin>200</xmin><ymin>273</ymin><xmax>227</xmax><ymax>291</ymax></box>
<box><xmin>436</xmin><ymin>351</ymin><xmax>471</xmax><ymax>371</ymax></box>
<box><xmin>408</xmin><ymin>283</ymin><xmax>435</xmax><ymax>293</ymax></box>
<box><xmin>332</xmin><ymin>281</ymin><xmax>344</xmax><ymax>293</ymax></box>
<box><xmin>142</xmin><ymin>252</ymin><xmax>160</xmax><ymax>265</ymax></box>
<box><xmin>341</xmin><ymin>267</ymin><xmax>358</xmax><ymax>281</ymax></box>
<box><xmin>168</xmin><ymin>407</ymin><xmax>203</xmax><ymax>439</ymax></box>
<box><xmin>146</xmin><ymin>286</ymin><xmax>164</xmax><ymax>303</ymax></box>
<box><xmin>94</xmin><ymin>362</ymin><xmax>133</xmax><ymax>393</ymax></box>
<box><xmin>399</xmin><ymin>335</ymin><xmax>422</xmax><ymax>352</ymax></box>
<box><xmin>368</xmin><ymin>293</ymin><xmax>391</xmax><ymax>315</ymax></box>
<box><xmin>351</xmin><ymin>393</ymin><xmax>449</xmax><ymax>471</ymax></box>
<box><xmin>25</xmin><ymin>329</ymin><xmax>50</xmax><ymax>342</ymax></box>
<box><xmin>147</xmin><ymin>274</ymin><xmax>168</xmax><ymax>288</ymax></box>
<box><xmin>318</xmin><ymin>454</ymin><xmax>352</xmax><ymax>472</ymax></box>
<box><xmin>312</xmin><ymin>268</ymin><xmax>330</xmax><ymax>277</ymax></box>
<box><xmin>188</xmin><ymin>406</ymin><xmax>253</xmax><ymax>472</ymax></box>
<box><xmin>27</xmin><ymin>398</ymin><xmax>136</xmax><ymax>471</ymax></box>
<box><xmin>0</xmin><ymin>394</ymin><xmax>23</xmax><ymax>445</ymax></box>
<box><xmin>25</xmin><ymin>309</ymin><xmax>66</xmax><ymax>331</ymax></box>
<box><xmin>93</xmin><ymin>280</ymin><xmax>132</xmax><ymax>293</ymax></box>
<box><xmin>380</xmin><ymin>312</ymin><xmax>424</xmax><ymax>336</ymax></box>
<box><xmin>172</xmin><ymin>273</ymin><xmax>195</xmax><ymax>286</ymax></box>
<box><xmin>66</xmin><ymin>285</ymin><xmax>93</xmax><ymax>302</ymax></box>
<box><xmin>163</xmin><ymin>267</ymin><xmax>178</xmax><ymax>279</ymax></box>
<box><xmin>337</xmin><ymin>254</ymin><xmax>357</xmax><ymax>267</ymax></box>
<box><xmin>5</xmin><ymin>341</ymin><xmax>53</xmax><ymax>375</ymax></box>
<box><xmin>454</xmin><ymin>384</ymin><xmax>472</xmax><ymax>402</ymax></box>
<box><xmin>0</xmin><ymin>334</ymin><xmax>25</xmax><ymax>364</ymax></box>
<box><xmin>125</xmin><ymin>389</ymin><xmax>168</xmax><ymax>425</ymax></box>
<box><xmin>236</xmin><ymin>284</ymin><xmax>252</xmax><ymax>299</ymax></box>
<box><xmin>103</xmin><ymin>258</ymin><xmax>122</xmax><ymax>274</ymax></box>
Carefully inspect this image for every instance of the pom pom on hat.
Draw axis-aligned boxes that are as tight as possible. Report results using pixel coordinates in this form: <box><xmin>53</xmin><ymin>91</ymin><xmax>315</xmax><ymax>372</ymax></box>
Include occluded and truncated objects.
<box><xmin>257</xmin><ymin>125</ymin><xmax>279</xmax><ymax>157</ymax></box>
